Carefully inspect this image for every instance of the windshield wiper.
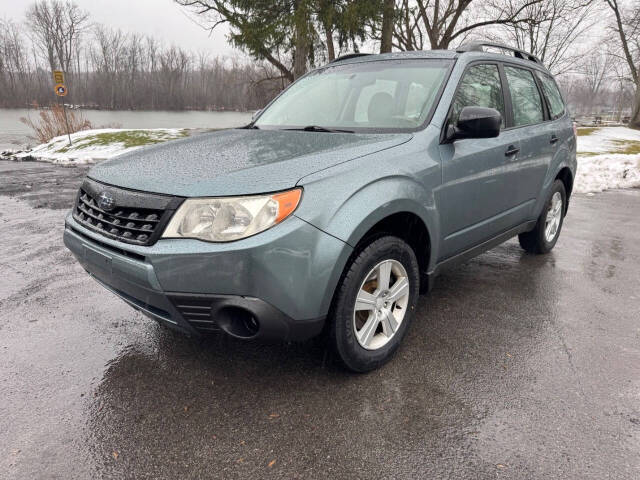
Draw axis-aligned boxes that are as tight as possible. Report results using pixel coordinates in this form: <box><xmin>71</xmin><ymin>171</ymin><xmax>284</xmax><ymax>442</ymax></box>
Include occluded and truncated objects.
<box><xmin>284</xmin><ymin>125</ymin><xmax>354</xmax><ymax>133</ymax></box>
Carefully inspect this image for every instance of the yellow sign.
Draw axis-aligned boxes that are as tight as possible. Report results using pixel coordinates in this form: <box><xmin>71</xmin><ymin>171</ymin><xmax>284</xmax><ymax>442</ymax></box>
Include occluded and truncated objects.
<box><xmin>55</xmin><ymin>84</ymin><xmax>68</xmax><ymax>97</ymax></box>
<box><xmin>53</xmin><ymin>70</ymin><xmax>65</xmax><ymax>84</ymax></box>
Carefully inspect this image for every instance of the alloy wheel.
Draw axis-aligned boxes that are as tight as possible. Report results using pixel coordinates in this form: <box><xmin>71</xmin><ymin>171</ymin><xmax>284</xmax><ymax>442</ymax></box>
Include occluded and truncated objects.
<box><xmin>544</xmin><ymin>191</ymin><xmax>563</xmax><ymax>243</ymax></box>
<box><xmin>353</xmin><ymin>259</ymin><xmax>410</xmax><ymax>350</ymax></box>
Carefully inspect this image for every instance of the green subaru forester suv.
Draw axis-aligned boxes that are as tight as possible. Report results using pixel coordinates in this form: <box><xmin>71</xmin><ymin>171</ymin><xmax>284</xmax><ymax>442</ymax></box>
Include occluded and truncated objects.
<box><xmin>64</xmin><ymin>43</ymin><xmax>576</xmax><ymax>372</ymax></box>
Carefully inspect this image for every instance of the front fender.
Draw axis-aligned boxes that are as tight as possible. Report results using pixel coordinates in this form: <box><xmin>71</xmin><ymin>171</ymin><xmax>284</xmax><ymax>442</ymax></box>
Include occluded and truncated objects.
<box><xmin>333</xmin><ymin>178</ymin><xmax>435</xmax><ymax>242</ymax></box>
<box><xmin>296</xmin><ymin>175</ymin><xmax>440</xmax><ymax>271</ymax></box>
<box><xmin>294</xmin><ymin>176</ymin><xmax>439</xmax><ymax>316</ymax></box>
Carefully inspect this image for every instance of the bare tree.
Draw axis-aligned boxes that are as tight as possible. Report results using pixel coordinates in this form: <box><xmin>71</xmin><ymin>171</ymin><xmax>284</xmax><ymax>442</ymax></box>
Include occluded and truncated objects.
<box><xmin>582</xmin><ymin>52</ymin><xmax>612</xmax><ymax>109</ymax></box>
<box><xmin>489</xmin><ymin>0</ymin><xmax>598</xmax><ymax>75</ymax></box>
<box><xmin>392</xmin><ymin>0</ymin><xmax>543</xmax><ymax>51</ymax></box>
<box><xmin>0</xmin><ymin>20</ymin><xmax>31</xmax><ymax>101</ymax></box>
<box><xmin>25</xmin><ymin>0</ymin><xmax>89</xmax><ymax>73</ymax></box>
<box><xmin>604</xmin><ymin>0</ymin><xmax>640</xmax><ymax>128</ymax></box>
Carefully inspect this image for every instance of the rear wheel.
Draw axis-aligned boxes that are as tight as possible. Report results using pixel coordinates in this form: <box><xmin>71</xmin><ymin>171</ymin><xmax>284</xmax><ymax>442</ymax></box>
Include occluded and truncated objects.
<box><xmin>519</xmin><ymin>179</ymin><xmax>566</xmax><ymax>254</ymax></box>
<box><xmin>329</xmin><ymin>236</ymin><xmax>420</xmax><ymax>372</ymax></box>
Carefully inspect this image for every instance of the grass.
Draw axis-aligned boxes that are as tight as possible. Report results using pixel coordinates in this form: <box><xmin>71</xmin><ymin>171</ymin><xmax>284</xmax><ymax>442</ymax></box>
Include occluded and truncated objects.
<box><xmin>578</xmin><ymin>138</ymin><xmax>640</xmax><ymax>157</ymax></box>
<box><xmin>576</xmin><ymin>127</ymin><xmax>600</xmax><ymax>137</ymax></box>
<box><xmin>576</xmin><ymin>126</ymin><xmax>640</xmax><ymax>156</ymax></box>
<box><xmin>608</xmin><ymin>139</ymin><xmax>640</xmax><ymax>155</ymax></box>
<box><xmin>55</xmin><ymin>129</ymin><xmax>188</xmax><ymax>153</ymax></box>
<box><xmin>576</xmin><ymin>151</ymin><xmax>601</xmax><ymax>157</ymax></box>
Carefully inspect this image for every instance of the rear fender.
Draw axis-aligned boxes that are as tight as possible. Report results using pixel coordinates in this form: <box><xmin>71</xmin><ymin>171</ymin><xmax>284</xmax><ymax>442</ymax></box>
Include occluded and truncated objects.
<box><xmin>533</xmin><ymin>118</ymin><xmax>577</xmax><ymax>218</ymax></box>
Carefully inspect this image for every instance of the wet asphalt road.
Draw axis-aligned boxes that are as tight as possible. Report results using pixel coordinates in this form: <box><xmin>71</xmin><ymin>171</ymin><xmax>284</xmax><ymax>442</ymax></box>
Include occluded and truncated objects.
<box><xmin>1</xmin><ymin>160</ymin><xmax>639</xmax><ymax>479</ymax></box>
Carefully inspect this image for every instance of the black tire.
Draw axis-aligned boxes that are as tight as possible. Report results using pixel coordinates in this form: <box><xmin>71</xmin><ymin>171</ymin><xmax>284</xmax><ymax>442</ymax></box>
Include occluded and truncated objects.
<box><xmin>518</xmin><ymin>179</ymin><xmax>566</xmax><ymax>254</ymax></box>
<box><xmin>329</xmin><ymin>236</ymin><xmax>420</xmax><ymax>373</ymax></box>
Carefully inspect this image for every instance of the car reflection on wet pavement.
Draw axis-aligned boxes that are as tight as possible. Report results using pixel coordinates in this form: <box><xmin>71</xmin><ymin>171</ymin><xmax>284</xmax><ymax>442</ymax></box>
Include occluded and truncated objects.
<box><xmin>1</xmin><ymin>160</ymin><xmax>639</xmax><ymax>479</ymax></box>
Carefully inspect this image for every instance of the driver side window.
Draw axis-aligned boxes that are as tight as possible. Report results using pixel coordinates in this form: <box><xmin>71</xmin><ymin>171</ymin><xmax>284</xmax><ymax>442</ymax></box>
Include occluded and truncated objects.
<box><xmin>451</xmin><ymin>64</ymin><xmax>505</xmax><ymax>127</ymax></box>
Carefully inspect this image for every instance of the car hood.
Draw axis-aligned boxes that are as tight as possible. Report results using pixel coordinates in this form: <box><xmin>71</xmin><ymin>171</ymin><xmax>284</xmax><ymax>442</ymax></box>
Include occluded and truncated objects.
<box><xmin>88</xmin><ymin>129</ymin><xmax>412</xmax><ymax>197</ymax></box>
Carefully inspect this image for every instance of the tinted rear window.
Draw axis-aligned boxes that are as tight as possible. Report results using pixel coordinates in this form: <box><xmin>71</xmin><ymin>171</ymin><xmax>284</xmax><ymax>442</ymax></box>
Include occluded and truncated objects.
<box><xmin>504</xmin><ymin>66</ymin><xmax>544</xmax><ymax>127</ymax></box>
<box><xmin>537</xmin><ymin>73</ymin><xmax>565</xmax><ymax>120</ymax></box>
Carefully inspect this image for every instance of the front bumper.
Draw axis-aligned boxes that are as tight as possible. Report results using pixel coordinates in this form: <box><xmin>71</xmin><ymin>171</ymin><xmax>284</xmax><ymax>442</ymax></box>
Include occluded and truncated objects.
<box><xmin>63</xmin><ymin>212</ymin><xmax>352</xmax><ymax>341</ymax></box>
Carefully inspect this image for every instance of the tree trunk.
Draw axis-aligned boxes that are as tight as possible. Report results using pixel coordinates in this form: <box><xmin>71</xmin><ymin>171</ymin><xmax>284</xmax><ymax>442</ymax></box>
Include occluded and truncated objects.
<box><xmin>294</xmin><ymin>29</ymin><xmax>308</xmax><ymax>79</ymax></box>
<box><xmin>293</xmin><ymin>1</ymin><xmax>310</xmax><ymax>79</ymax></box>
<box><xmin>380</xmin><ymin>0</ymin><xmax>394</xmax><ymax>53</ymax></box>
<box><xmin>629</xmin><ymin>84</ymin><xmax>640</xmax><ymax>130</ymax></box>
<box><xmin>325</xmin><ymin>24</ymin><xmax>335</xmax><ymax>61</ymax></box>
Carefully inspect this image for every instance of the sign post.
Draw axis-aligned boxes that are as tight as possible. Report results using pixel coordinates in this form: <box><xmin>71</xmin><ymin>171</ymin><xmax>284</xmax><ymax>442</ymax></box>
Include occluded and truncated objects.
<box><xmin>52</xmin><ymin>70</ymin><xmax>72</xmax><ymax>146</ymax></box>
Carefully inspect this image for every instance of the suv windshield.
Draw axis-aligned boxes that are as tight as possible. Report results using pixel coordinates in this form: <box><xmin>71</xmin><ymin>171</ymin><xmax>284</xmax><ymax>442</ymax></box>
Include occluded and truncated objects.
<box><xmin>255</xmin><ymin>59</ymin><xmax>452</xmax><ymax>132</ymax></box>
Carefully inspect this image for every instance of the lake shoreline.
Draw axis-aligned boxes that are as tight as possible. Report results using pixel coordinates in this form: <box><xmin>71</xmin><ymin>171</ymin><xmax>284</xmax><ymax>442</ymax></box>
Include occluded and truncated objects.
<box><xmin>0</xmin><ymin>108</ymin><xmax>253</xmax><ymax>150</ymax></box>
<box><xmin>0</xmin><ymin>106</ymin><xmax>252</xmax><ymax>113</ymax></box>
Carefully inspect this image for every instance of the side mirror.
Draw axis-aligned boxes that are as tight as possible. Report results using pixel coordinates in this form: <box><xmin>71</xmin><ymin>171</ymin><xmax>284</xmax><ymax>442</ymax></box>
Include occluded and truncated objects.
<box><xmin>251</xmin><ymin>109</ymin><xmax>262</xmax><ymax>121</ymax></box>
<box><xmin>446</xmin><ymin>106</ymin><xmax>501</xmax><ymax>142</ymax></box>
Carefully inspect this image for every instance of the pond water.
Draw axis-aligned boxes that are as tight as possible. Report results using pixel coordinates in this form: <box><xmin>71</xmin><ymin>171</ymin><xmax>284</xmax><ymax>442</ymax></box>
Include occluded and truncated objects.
<box><xmin>0</xmin><ymin>108</ymin><xmax>253</xmax><ymax>149</ymax></box>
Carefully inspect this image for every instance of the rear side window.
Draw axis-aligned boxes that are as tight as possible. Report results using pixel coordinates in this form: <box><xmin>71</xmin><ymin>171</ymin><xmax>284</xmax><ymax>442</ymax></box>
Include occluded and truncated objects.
<box><xmin>452</xmin><ymin>64</ymin><xmax>505</xmax><ymax>127</ymax></box>
<box><xmin>504</xmin><ymin>66</ymin><xmax>544</xmax><ymax>127</ymax></box>
<box><xmin>537</xmin><ymin>73</ymin><xmax>565</xmax><ymax>120</ymax></box>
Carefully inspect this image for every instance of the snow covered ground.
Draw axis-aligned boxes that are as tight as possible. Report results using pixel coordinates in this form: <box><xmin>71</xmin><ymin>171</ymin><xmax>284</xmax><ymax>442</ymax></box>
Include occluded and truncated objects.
<box><xmin>575</xmin><ymin>126</ymin><xmax>640</xmax><ymax>194</ymax></box>
<box><xmin>1</xmin><ymin>128</ymin><xmax>188</xmax><ymax>165</ymax></box>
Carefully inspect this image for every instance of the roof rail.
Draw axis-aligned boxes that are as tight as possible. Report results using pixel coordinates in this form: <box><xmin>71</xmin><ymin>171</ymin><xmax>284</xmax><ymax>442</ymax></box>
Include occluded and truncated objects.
<box><xmin>330</xmin><ymin>53</ymin><xmax>371</xmax><ymax>64</ymax></box>
<box><xmin>456</xmin><ymin>42</ymin><xmax>543</xmax><ymax>66</ymax></box>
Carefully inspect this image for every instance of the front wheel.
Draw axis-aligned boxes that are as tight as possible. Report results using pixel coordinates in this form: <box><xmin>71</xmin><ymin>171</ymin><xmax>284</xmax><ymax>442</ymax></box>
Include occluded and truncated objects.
<box><xmin>329</xmin><ymin>236</ymin><xmax>420</xmax><ymax>372</ymax></box>
<box><xmin>519</xmin><ymin>179</ymin><xmax>566</xmax><ymax>254</ymax></box>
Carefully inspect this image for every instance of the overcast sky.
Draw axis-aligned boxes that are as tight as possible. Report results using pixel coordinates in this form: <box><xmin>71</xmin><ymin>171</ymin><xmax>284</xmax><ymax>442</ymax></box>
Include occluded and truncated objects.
<box><xmin>5</xmin><ymin>0</ymin><xmax>242</xmax><ymax>57</ymax></box>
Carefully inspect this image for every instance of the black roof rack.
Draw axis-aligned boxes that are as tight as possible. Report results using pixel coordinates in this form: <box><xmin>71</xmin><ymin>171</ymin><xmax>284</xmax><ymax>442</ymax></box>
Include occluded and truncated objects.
<box><xmin>330</xmin><ymin>53</ymin><xmax>371</xmax><ymax>64</ymax></box>
<box><xmin>456</xmin><ymin>42</ymin><xmax>543</xmax><ymax>65</ymax></box>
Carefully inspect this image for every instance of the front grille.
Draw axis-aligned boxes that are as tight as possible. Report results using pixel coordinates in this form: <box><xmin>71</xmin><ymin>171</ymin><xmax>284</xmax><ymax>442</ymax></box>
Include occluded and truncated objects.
<box><xmin>76</xmin><ymin>188</ymin><xmax>162</xmax><ymax>245</ymax></box>
<box><xmin>73</xmin><ymin>178</ymin><xmax>183</xmax><ymax>246</ymax></box>
<box><xmin>171</xmin><ymin>297</ymin><xmax>220</xmax><ymax>333</ymax></box>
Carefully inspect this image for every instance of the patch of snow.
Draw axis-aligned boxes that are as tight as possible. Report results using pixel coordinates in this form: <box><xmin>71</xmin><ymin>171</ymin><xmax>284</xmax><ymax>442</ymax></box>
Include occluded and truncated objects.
<box><xmin>5</xmin><ymin>128</ymin><xmax>187</xmax><ymax>165</ymax></box>
<box><xmin>574</xmin><ymin>154</ymin><xmax>640</xmax><ymax>194</ymax></box>
<box><xmin>575</xmin><ymin>127</ymin><xmax>640</xmax><ymax>193</ymax></box>
<box><xmin>577</xmin><ymin>126</ymin><xmax>640</xmax><ymax>154</ymax></box>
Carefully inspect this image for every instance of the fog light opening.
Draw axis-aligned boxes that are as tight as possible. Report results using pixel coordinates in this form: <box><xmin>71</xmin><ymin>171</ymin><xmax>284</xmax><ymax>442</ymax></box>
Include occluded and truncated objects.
<box><xmin>217</xmin><ymin>307</ymin><xmax>260</xmax><ymax>339</ymax></box>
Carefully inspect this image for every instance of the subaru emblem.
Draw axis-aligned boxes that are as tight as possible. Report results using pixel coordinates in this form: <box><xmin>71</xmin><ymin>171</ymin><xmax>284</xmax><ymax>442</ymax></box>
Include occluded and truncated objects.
<box><xmin>97</xmin><ymin>191</ymin><xmax>116</xmax><ymax>211</ymax></box>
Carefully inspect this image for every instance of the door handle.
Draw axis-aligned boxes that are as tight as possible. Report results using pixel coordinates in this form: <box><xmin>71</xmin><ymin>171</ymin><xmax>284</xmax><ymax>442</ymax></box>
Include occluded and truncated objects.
<box><xmin>505</xmin><ymin>145</ymin><xmax>520</xmax><ymax>156</ymax></box>
<box><xmin>550</xmin><ymin>135</ymin><xmax>559</xmax><ymax>144</ymax></box>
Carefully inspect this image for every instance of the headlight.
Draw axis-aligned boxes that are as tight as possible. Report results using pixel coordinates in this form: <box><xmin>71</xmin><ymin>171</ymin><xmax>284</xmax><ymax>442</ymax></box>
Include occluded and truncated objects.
<box><xmin>162</xmin><ymin>188</ymin><xmax>302</xmax><ymax>242</ymax></box>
